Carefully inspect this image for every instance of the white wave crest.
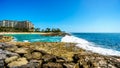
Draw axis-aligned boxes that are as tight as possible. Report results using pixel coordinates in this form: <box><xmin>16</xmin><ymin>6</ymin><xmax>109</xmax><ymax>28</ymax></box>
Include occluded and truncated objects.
<box><xmin>30</xmin><ymin>39</ymin><xmax>41</xmax><ymax>41</ymax></box>
<box><xmin>23</xmin><ymin>40</ymin><xmax>29</xmax><ymax>42</ymax></box>
<box><xmin>61</xmin><ymin>35</ymin><xmax>120</xmax><ymax>56</ymax></box>
<box><xmin>12</xmin><ymin>37</ymin><xmax>17</xmax><ymax>42</ymax></box>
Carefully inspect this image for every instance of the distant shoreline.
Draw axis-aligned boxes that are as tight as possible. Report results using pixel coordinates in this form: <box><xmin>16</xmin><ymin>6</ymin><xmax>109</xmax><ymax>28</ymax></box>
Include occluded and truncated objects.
<box><xmin>0</xmin><ymin>32</ymin><xmax>68</xmax><ymax>36</ymax></box>
<box><xmin>0</xmin><ymin>32</ymin><xmax>53</xmax><ymax>35</ymax></box>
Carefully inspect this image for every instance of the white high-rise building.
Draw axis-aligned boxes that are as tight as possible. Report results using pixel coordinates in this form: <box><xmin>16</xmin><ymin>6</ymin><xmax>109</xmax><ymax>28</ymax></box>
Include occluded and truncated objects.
<box><xmin>0</xmin><ymin>20</ymin><xmax>34</xmax><ymax>31</ymax></box>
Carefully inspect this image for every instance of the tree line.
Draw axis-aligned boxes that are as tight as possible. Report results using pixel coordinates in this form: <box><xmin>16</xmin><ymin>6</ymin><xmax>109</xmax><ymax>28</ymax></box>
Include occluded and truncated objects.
<box><xmin>0</xmin><ymin>27</ymin><xmax>62</xmax><ymax>32</ymax></box>
<box><xmin>34</xmin><ymin>28</ymin><xmax>62</xmax><ymax>32</ymax></box>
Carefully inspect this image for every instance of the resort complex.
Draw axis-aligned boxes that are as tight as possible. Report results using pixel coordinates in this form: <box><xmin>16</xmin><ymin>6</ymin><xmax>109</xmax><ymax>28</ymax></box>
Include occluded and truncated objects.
<box><xmin>0</xmin><ymin>20</ymin><xmax>34</xmax><ymax>31</ymax></box>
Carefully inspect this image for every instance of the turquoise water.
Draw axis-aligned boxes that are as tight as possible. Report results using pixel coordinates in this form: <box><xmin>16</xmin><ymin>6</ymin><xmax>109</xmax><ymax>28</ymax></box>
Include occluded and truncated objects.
<box><xmin>5</xmin><ymin>34</ymin><xmax>62</xmax><ymax>42</ymax></box>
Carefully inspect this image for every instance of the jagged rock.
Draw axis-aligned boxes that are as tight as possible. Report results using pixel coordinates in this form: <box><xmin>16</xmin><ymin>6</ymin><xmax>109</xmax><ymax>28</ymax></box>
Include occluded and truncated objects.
<box><xmin>56</xmin><ymin>59</ymin><xmax>66</xmax><ymax>63</ymax></box>
<box><xmin>24</xmin><ymin>53</ymin><xmax>32</xmax><ymax>60</ymax></box>
<box><xmin>1</xmin><ymin>42</ymin><xmax>120</xmax><ymax>68</ymax></box>
<box><xmin>15</xmin><ymin>60</ymin><xmax>43</xmax><ymax>68</ymax></box>
<box><xmin>4</xmin><ymin>50</ymin><xmax>19</xmax><ymax>57</ymax></box>
<box><xmin>0</xmin><ymin>49</ymin><xmax>18</xmax><ymax>60</ymax></box>
<box><xmin>30</xmin><ymin>59</ymin><xmax>42</xmax><ymax>63</ymax></box>
<box><xmin>15</xmin><ymin>48</ymin><xmax>29</xmax><ymax>54</ymax></box>
<box><xmin>5</xmin><ymin>56</ymin><xmax>18</xmax><ymax>63</ymax></box>
<box><xmin>63</xmin><ymin>63</ymin><xmax>75</xmax><ymax>68</ymax></box>
<box><xmin>42</xmin><ymin>62</ymin><xmax>63</xmax><ymax>68</ymax></box>
<box><xmin>32</xmin><ymin>50</ymin><xmax>48</xmax><ymax>55</ymax></box>
<box><xmin>74</xmin><ymin>63</ymin><xmax>79</xmax><ymax>68</ymax></box>
<box><xmin>108</xmin><ymin>64</ymin><xmax>116</xmax><ymax>68</ymax></box>
<box><xmin>20</xmin><ymin>62</ymin><xmax>41</xmax><ymax>68</ymax></box>
<box><xmin>42</xmin><ymin>54</ymin><xmax>56</xmax><ymax>62</ymax></box>
<box><xmin>0</xmin><ymin>53</ymin><xmax>6</xmax><ymax>60</ymax></box>
<box><xmin>0</xmin><ymin>43</ymin><xmax>6</xmax><ymax>49</ymax></box>
<box><xmin>0</xmin><ymin>36</ymin><xmax>13</xmax><ymax>42</ymax></box>
<box><xmin>7</xmin><ymin>57</ymin><xmax>28</xmax><ymax>67</ymax></box>
<box><xmin>32</xmin><ymin>52</ymin><xmax>42</xmax><ymax>59</ymax></box>
<box><xmin>5</xmin><ymin>45</ymin><xmax>18</xmax><ymax>52</ymax></box>
<box><xmin>99</xmin><ymin>60</ymin><xmax>107</xmax><ymax>67</ymax></box>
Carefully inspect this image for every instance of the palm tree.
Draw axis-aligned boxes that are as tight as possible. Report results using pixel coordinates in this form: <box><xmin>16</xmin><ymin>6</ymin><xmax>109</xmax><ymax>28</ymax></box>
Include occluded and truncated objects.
<box><xmin>45</xmin><ymin>28</ymin><xmax>51</xmax><ymax>32</ymax></box>
<box><xmin>35</xmin><ymin>28</ymin><xmax>40</xmax><ymax>32</ymax></box>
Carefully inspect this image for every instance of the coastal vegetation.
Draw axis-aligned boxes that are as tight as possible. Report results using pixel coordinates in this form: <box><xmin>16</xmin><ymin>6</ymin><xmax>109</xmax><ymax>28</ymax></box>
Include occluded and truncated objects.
<box><xmin>34</xmin><ymin>28</ymin><xmax>62</xmax><ymax>32</ymax></box>
<box><xmin>0</xmin><ymin>27</ymin><xmax>30</xmax><ymax>32</ymax></box>
<box><xmin>0</xmin><ymin>27</ymin><xmax>62</xmax><ymax>33</ymax></box>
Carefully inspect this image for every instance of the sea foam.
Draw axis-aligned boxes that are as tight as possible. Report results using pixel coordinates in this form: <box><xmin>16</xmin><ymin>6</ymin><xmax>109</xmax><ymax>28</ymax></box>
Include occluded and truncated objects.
<box><xmin>61</xmin><ymin>35</ymin><xmax>120</xmax><ymax>56</ymax></box>
<box><xmin>23</xmin><ymin>40</ymin><xmax>29</xmax><ymax>42</ymax></box>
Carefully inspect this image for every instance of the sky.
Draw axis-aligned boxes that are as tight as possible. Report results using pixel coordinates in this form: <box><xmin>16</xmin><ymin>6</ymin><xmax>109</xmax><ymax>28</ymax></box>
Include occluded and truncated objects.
<box><xmin>0</xmin><ymin>0</ymin><xmax>120</xmax><ymax>32</ymax></box>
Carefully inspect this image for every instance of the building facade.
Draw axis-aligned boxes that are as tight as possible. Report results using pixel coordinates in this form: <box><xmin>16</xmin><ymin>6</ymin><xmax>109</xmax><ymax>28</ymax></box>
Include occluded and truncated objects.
<box><xmin>0</xmin><ymin>20</ymin><xmax>34</xmax><ymax>31</ymax></box>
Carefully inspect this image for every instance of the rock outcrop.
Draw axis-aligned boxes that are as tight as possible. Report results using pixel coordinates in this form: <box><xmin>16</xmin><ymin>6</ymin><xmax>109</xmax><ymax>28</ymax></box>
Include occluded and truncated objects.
<box><xmin>0</xmin><ymin>35</ymin><xmax>13</xmax><ymax>42</ymax></box>
<box><xmin>0</xmin><ymin>42</ymin><xmax>120</xmax><ymax>68</ymax></box>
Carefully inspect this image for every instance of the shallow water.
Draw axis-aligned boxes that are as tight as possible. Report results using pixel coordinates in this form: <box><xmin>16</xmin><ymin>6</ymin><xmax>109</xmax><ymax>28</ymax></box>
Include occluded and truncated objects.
<box><xmin>5</xmin><ymin>34</ymin><xmax>62</xmax><ymax>42</ymax></box>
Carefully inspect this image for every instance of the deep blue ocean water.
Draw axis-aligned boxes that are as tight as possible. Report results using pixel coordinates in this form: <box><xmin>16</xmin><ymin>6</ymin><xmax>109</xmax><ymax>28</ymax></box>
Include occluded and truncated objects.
<box><xmin>5</xmin><ymin>34</ymin><xmax>62</xmax><ymax>42</ymax></box>
<box><xmin>72</xmin><ymin>33</ymin><xmax>120</xmax><ymax>51</ymax></box>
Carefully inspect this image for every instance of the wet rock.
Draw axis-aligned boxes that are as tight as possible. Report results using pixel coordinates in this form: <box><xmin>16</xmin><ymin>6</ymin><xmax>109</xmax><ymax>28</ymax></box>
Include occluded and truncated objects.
<box><xmin>5</xmin><ymin>56</ymin><xmax>18</xmax><ymax>63</ymax></box>
<box><xmin>32</xmin><ymin>52</ymin><xmax>42</xmax><ymax>59</ymax></box>
<box><xmin>43</xmin><ymin>62</ymin><xmax>63</xmax><ymax>68</ymax></box>
<box><xmin>8</xmin><ymin>57</ymin><xmax>28</xmax><ymax>67</ymax></box>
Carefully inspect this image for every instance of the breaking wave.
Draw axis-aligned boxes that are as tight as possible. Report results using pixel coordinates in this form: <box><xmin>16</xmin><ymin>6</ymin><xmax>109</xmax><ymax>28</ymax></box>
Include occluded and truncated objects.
<box><xmin>61</xmin><ymin>35</ymin><xmax>120</xmax><ymax>56</ymax></box>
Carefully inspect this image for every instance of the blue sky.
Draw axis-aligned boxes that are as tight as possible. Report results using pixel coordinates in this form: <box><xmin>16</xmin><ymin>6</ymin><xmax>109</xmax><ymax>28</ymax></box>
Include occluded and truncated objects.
<box><xmin>0</xmin><ymin>0</ymin><xmax>120</xmax><ymax>32</ymax></box>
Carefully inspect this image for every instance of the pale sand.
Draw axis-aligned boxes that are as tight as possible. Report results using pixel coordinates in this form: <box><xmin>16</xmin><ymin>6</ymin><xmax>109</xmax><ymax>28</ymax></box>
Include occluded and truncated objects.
<box><xmin>0</xmin><ymin>32</ymin><xmax>52</xmax><ymax>35</ymax></box>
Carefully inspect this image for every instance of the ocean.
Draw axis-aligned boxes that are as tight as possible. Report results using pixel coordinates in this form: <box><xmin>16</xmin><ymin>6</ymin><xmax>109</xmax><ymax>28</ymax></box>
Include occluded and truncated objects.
<box><xmin>62</xmin><ymin>33</ymin><xmax>120</xmax><ymax>56</ymax></box>
<box><xmin>72</xmin><ymin>33</ymin><xmax>120</xmax><ymax>51</ymax></box>
<box><xmin>5</xmin><ymin>33</ymin><xmax>120</xmax><ymax>56</ymax></box>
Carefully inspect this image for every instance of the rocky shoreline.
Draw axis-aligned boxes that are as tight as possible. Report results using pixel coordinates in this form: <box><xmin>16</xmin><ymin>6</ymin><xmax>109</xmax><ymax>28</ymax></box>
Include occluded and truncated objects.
<box><xmin>0</xmin><ymin>35</ymin><xmax>13</xmax><ymax>42</ymax></box>
<box><xmin>0</xmin><ymin>42</ymin><xmax>120</xmax><ymax>68</ymax></box>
